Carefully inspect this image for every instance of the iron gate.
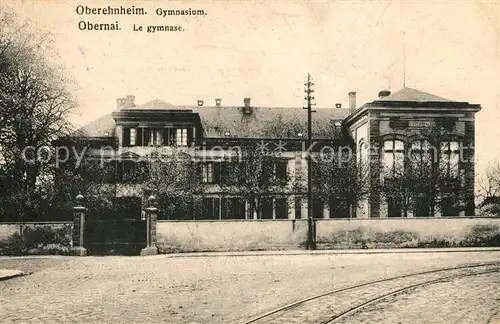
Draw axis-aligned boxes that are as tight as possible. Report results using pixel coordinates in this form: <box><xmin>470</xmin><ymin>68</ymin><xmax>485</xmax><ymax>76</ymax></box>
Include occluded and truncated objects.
<box><xmin>84</xmin><ymin>219</ymin><xmax>146</xmax><ymax>255</ymax></box>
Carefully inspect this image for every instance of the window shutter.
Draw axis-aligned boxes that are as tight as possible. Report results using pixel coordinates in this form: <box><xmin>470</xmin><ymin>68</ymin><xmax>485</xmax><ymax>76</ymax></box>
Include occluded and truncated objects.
<box><xmin>136</xmin><ymin>128</ymin><xmax>143</xmax><ymax>146</ymax></box>
<box><xmin>123</xmin><ymin>128</ymin><xmax>130</xmax><ymax>147</ymax></box>
<box><xmin>143</xmin><ymin>128</ymin><xmax>150</xmax><ymax>146</ymax></box>
<box><xmin>169</xmin><ymin>128</ymin><xmax>177</xmax><ymax>146</ymax></box>
<box><xmin>214</xmin><ymin>162</ymin><xmax>221</xmax><ymax>184</ymax></box>
<box><xmin>187</xmin><ymin>127</ymin><xmax>194</xmax><ymax>146</ymax></box>
<box><xmin>276</xmin><ymin>161</ymin><xmax>288</xmax><ymax>181</ymax></box>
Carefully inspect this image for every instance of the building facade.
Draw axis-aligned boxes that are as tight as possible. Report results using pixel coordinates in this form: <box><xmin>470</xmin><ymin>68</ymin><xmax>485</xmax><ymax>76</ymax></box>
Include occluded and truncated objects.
<box><xmin>70</xmin><ymin>87</ymin><xmax>481</xmax><ymax>219</ymax></box>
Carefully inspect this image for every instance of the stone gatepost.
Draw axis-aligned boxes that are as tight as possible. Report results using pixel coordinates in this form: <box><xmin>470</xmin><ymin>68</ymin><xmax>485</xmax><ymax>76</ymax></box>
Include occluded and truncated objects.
<box><xmin>141</xmin><ymin>195</ymin><xmax>159</xmax><ymax>256</ymax></box>
<box><xmin>72</xmin><ymin>194</ymin><xmax>88</xmax><ymax>256</ymax></box>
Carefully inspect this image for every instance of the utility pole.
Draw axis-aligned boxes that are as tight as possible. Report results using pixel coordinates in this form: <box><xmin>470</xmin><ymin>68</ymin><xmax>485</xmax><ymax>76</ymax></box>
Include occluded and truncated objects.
<box><xmin>303</xmin><ymin>73</ymin><xmax>316</xmax><ymax>250</ymax></box>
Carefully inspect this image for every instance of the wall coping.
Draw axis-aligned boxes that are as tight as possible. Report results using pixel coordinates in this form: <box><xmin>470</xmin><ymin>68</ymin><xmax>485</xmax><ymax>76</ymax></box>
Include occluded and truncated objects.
<box><xmin>0</xmin><ymin>222</ymin><xmax>74</xmax><ymax>225</ymax></box>
<box><xmin>157</xmin><ymin>219</ymin><xmax>307</xmax><ymax>223</ymax></box>
<box><xmin>157</xmin><ymin>217</ymin><xmax>500</xmax><ymax>223</ymax></box>
<box><xmin>315</xmin><ymin>217</ymin><xmax>500</xmax><ymax>221</ymax></box>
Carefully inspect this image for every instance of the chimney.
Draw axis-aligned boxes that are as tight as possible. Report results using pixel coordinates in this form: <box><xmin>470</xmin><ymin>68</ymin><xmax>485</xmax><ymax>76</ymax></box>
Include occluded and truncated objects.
<box><xmin>197</xmin><ymin>100</ymin><xmax>204</xmax><ymax>106</ymax></box>
<box><xmin>116</xmin><ymin>98</ymin><xmax>127</xmax><ymax>108</ymax></box>
<box><xmin>215</xmin><ymin>98</ymin><xmax>222</xmax><ymax>106</ymax></box>
<box><xmin>335</xmin><ymin>103</ymin><xmax>342</xmax><ymax>108</ymax></box>
<box><xmin>243</xmin><ymin>97</ymin><xmax>252</xmax><ymax>114</ymax></box>
<box><xmin>348</xmin><ymin>91</ymin><xmax>357</xmax><ymax>113</ymax></box>
<box><xmin>378</xmin><ymin>90</ymin><xmax>391</xmax><ymax>99</ymax></box>
<box><xmin>125</xmin><ymin>95</ymin><xmax>135</xmax><ymax>108</ymax></box>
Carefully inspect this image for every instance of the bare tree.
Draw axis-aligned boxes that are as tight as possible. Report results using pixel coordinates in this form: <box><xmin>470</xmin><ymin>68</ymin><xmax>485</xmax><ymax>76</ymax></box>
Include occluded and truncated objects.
<box><xmin>139</xmin><ymin>149</ymin><xmax>203</xmax><ymax>220</ymax></box>
<box><xmin>311</xmin><ymin>149</ymin><xmax>370</xmax><ymax>218</ymax></box>
<box><xmin>218</xmin><ymin>142</ymin><xmax>297</xmax><ymax>219</ymax></box>
<box><xmin>0</xmin><ymin>9</ymin><xmax>76</xmax><ymax>220</ymax></box>
<box><xmin>477</xmin><ymin>160</ymin><xmax>500</xmax><ymax>215</ymax></box>
<box><xmin>380</xmin><ymin>125</ymin><xmax>473</xmax><ymax>217</ymax></box>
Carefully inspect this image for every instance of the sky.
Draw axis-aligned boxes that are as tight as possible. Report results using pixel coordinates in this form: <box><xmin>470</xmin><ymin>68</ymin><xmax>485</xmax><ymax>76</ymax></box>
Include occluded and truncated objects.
<box><xmin>6</xmin><ymin>0</ymin><xmax>500</xmax><ymax>175</ymax></box>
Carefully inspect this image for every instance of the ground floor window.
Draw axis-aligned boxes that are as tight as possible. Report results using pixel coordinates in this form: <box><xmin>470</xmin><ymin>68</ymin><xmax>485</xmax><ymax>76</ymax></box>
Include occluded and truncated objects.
<box><xmin>201</xmin><ymin>198</ymin><xmax>220</xmax><ymax>220</ymax></box>
<box><xmin>387</xmin><ymin>199</ymin><xmax>402</xmax><ymax>217</ymax></box>
<box><xmin>261</xmin><ymin>198</ymin><xmax>273</xmax><ymax>219</ymax></box>
<box><xmin>221</xmin><ymin>198</ymin><xmax>246</xmax><ymax>219</ymax></box>
<box><xmin>275</xmin><ymin>198</ymin><xmax>288</xmax><ymax>219</ymax></box>
<box><xmin>329</xmin><ymin>200</ymin><xmax>350</xmax><ymax>218</ymax></box>
<box><xmin>312</xmin><ymin>199</ymin><xmax>324</xmax><ymax>219</ymax></box>
<box><xmin>441</xmin><ymin>194</ymin><xmax>460</xmax><ymax>216</ymax></box>
<box><xmin>294</xmin><ymin>197</ymin><xmax>302</xmax><ymax>219</ymax></box>
<box><xmin>414</xmin><ymin>195</ymin><xmax>431</xmax><ymax>217</ymax></box>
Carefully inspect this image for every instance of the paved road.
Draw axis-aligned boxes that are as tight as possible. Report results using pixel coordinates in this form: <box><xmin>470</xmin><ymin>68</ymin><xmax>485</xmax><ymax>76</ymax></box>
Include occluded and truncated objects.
<box><xmin>334</xmin><ymin>271</ymin><xmax>500</xmax><ymax>324</ymax></box>
<box><xmin>0</xmin><ymin>252</ymin><xmax>499</xmax><ymax>323</ymax></box>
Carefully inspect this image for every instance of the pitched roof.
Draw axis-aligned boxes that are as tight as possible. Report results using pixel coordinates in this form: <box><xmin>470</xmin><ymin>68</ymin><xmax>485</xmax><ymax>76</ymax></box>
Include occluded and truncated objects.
<box><xmin>135</xmin><ymin>99</ymin><xmax>177</xmax><ymax>109</ymax></box>
<box><xmin>77</xmin><ymin>101</ymin><xmax>351</xmax><ymax>138</ymax></box>
<box><xmin>75</xmin><ymin>113</ymin><xmax>116</xmax><ymax>137</ymax></box>
<box><xmin>377</xmin><ymin>87</ymin><xmax>452</xmax><ymax>102</ymax></box>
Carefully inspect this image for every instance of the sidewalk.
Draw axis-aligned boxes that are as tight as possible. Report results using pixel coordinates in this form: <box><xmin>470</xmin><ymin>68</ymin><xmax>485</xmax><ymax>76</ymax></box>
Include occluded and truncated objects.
<box><xmin>160</xmin><ymin>247</ymin><xmax>500</xmax><ymax>258</ymax></box>
<box><xmin>0</xmin><ymin>269</ymin><xmax>24</xmax><ymax>281</ymax></box>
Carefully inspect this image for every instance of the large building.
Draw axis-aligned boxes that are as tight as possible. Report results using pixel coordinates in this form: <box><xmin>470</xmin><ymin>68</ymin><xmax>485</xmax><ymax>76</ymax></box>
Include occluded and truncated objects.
<box><xmin>72</xmin><ymin>87</ymin><xmax>481</xmax><ymax>219</ymax></box>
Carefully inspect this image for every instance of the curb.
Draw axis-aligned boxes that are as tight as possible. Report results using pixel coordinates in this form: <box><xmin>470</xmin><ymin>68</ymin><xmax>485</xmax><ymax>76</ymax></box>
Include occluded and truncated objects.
<box><xmin>0</xmin><ymin>270</ymin><xmax>26</xmax><ymax>281</ymax></box>
<box><xmin>159</xmin><ymin>247</ymin><xmax>500</xmax><ymax>258</ymax></box>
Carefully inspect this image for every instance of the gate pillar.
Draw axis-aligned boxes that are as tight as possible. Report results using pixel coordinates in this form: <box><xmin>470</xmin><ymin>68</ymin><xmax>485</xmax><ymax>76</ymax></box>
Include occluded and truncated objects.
<box><xmin>141</xmin><ymin>195</ymin><xmax>159</xmax><ymax>256</ymax></box>
<box><xmin>72</xmin><ymin>193</ymin><xmax>88</xmax><ymax>256</ymax></box>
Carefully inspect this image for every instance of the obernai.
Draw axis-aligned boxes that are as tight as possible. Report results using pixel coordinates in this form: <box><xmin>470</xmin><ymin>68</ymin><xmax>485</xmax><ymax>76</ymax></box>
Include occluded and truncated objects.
<box><xmin>78</xmin><ymin>21</ymin><xmax>120</xmax><ymax>31</ymax></box>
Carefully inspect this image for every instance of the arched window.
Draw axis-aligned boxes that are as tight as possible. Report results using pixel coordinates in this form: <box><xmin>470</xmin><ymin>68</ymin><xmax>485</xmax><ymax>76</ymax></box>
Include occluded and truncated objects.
<box><xmin>410</xmin><ymin>139</ymin><xmax>432</xmax><ymax>163</ymax></box>
<box><xmin>383</xmin><ymin>139</ymin><xmax>405</xmax><ymax>177</ymax></box>
<box><xmin>358</xmin><ymin>141</ymin><xmax>367</xmax><ymax>164</ymax></box>
<box><xmin>440</xmin><ymin>140</ymin><xmax>461</xmax><ymax>178</ymax></box>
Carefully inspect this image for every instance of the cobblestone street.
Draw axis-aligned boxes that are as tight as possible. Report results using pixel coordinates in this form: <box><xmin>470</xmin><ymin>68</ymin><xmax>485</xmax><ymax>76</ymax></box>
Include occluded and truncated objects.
<box><xmin>0</xmin><ymin>252</ymin><xmax>499</xmax><ymax>323</ymax></box>
<box><xmin>334</xmin><ymin>271</ymin><xmax>500</xmax><ymax>324</ymax></box>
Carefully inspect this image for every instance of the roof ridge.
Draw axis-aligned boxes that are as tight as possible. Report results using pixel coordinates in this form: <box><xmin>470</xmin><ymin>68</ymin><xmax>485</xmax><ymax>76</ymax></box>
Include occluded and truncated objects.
<box><xmin>381</xmin><ymin>87</ymin><xmax>453</xmax><ymax>102</ymax></box>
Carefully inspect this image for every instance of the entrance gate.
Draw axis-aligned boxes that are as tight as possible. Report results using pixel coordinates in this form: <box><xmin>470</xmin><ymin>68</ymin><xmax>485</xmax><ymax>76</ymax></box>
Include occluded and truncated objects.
<box><xmin>84</xmin><ymin>197</ymin><xmax>146</xmax><ymax>255</ymax></box>
<box><xmin>84</xmin><ymin>219</ymin><xmax>146</xmax><ymax>255</ymax></box>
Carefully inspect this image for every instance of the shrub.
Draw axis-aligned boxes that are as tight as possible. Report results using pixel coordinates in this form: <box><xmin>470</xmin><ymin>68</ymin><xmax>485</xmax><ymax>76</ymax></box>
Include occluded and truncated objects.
<box><xmin>0</xmin><ymin>233</ymin><xmax>23</xmax><ymax>255</ymax></box>
<box><xmin>417</xmin><ymin>238</ymin><xmax>453</xmax><ymax>248</ymax></box>
<box><xmin>373</xmin><ymin>230</ymin><xmax>420</xmax><ymax>244</ymax></box>
<box><xmin>22</xmin><ymin>225</ymin><xmax>71</xmax><ymax>250</ymax></box>
<box><xmin>461</xmin><ymin>224</ymin><xmax>500</xmax><ymax>247</ymax></box>
<box><xmin>0</xmin><ymin>225</ymin><xmax>72</xmax><ymax>256</ymax></box>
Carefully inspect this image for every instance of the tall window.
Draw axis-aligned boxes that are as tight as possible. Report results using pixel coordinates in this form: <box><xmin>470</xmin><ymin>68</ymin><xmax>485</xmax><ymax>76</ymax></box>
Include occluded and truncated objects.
<box><xmin>201</xmin><ymin>198</ymin><xmax>220</xmax><ymax>220</ymax></box>
<box><xmin>358</xmin><ymin>141</ymin><xmax>367</xmax><ymax>164</ymax></box>
<box><xmin>440</xmin><ymin>141</ymin><xmax>460</xmax><ymax>178</ymax></box>
<box><xmin>261</xmin><ymin>198</ymin><xmax>273</xmax><ymax>219</ymax></box>
<box><xmin>383</xmin><ymin>139</ymin><xmax>404</xmax><ymax>217</ymax></box>
<box><xmin>149</xmin><ymin>128</ymin><xmax>163</xmax><ymax>146</ymax></box>
<box><xmin>275</xmin><ymin>160</ymin><xmax>288</xmax><ymax>182</ymax></box>
<box><xmin>202</xmin><ymin>162</ymin><xmax>214</xmax><ymax>183</ymax></box>
<box><xmin>383</xmin><ymin>139</ymin><xmax>405</xmax><ymax>176</ymax></box>
<box><xmin>312</xmin><ymin>199</ymin><xmax>324</xmax><ymax>219</ymax></box>
<box><xmin>294</xmin><ymin>197</ymin><xmax>302</xmax><ymax>219</ymax></box>
<box><xmin>120</xmin><ymin>160</ymin><xmax>137</xmax><ymax>183</ymax></box>
<box><xmin>410</xmin><ymin>140</ymin><xmax>433</xmax><ymax>165</ymax></box>
<box><xmin>129</xmin><ymin>128</ymin><xmax>136</xmax><ymax>146</ymax></box>
<box><xmin>176</xmin><ymin>128</ymin><xmax>188</xmax><ymax>146</ymax></box>
<box><xmin>410</xmin><ymin>139</ymin><xmax>433</xmax><ymax>217</ymax></box>
<box><xmin>221</xmin><ymin>198</ymin><xmax>246</xmax><ymax>219</ymax></box>
<box><xmin>275</xmin><ymin>198</ymin><xmax>288</xmax><ymax>219</ymax></box>
<box><xmin>440</xmin><ymin>140</ymin><xmax>461</xmax><ymax>216</ymax></box>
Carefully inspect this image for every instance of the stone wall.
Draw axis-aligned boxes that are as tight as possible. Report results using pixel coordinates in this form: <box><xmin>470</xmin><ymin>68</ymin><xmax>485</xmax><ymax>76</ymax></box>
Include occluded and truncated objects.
<box><xmin>315</xmin><ymin>217</ymin><xmax>500</xmax><ymax>249</ymax></box>
<box><xmin>156</xmin><ymin>219</ymin><xmax>308</xmax><ymax>253</ymax></box>
<box><xmin>0</xmin><ymin>222</ymin><xmax>73</xmax><ymax>255</ymax></box>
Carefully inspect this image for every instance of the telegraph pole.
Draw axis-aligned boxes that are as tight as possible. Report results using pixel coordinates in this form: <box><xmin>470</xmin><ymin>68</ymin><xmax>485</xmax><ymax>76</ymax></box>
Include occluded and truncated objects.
<box><xmin>303</xmin><ymin>73</ymin><xmax>316</xmax><ymax>250</ymax></box>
